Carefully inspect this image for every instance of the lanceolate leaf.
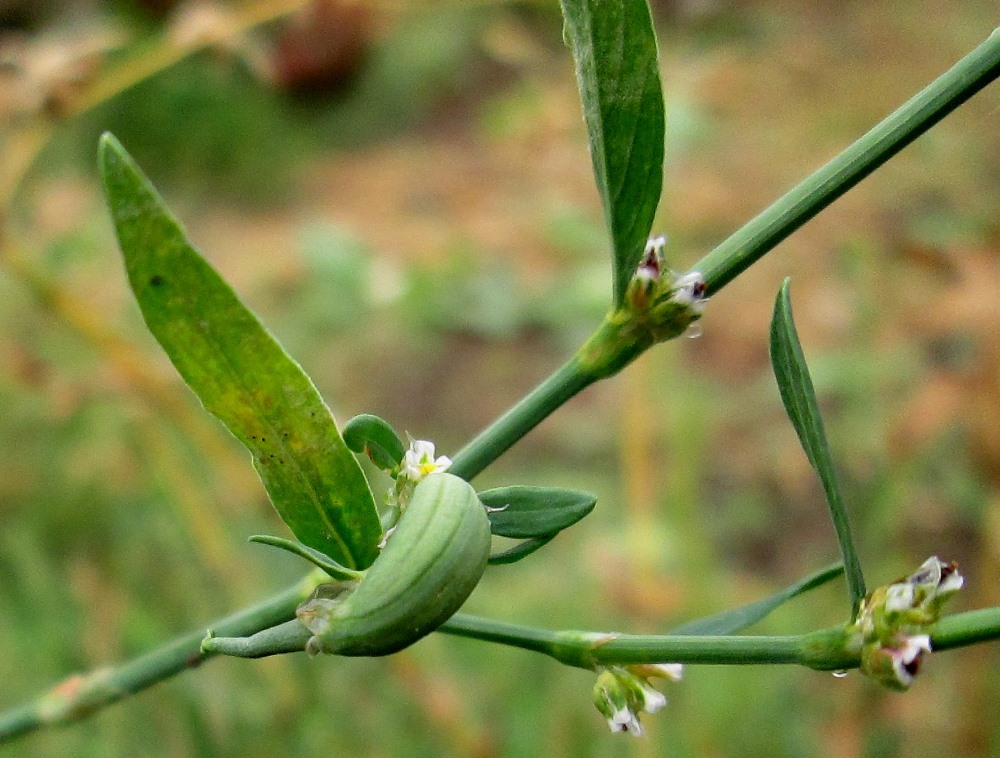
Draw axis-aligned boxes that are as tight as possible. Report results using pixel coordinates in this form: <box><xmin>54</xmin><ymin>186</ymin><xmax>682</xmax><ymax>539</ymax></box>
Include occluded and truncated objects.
<box><xmin>770</xmin><ymin>279</ymin><xmax>865</xmax><ymax>613</ymax></box>
<box><xmin>560</xmin><ymin>0</ymin><xmax>665</xmax><ymax>307</ymax></box>
<box><xmin>488</xmin><ymin>535</ymin><xmax>556</xmax><ymax>566</ymax></box>
<box><xmin>669</xmin><ymin>563</ymin><xmax>844</xmax><ymax>636</ymax></box>
<box><xmin>479</xmin><ymin>486</ymin><xmax>596</xmax><ymax>538</ymax></box>
<box><xmin>248</xmin><ymin>535</ymin><xmax>363</xmax><ymax>581</ymax></box>
<box><xmin>99</xmin><ymin>133</ymin><xmax>381</xmax><ymax>570</ymax></box>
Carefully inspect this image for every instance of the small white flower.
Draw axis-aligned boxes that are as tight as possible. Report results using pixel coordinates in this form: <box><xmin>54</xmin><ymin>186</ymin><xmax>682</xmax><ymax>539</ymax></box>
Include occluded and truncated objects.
<box><xmin>635</xmin><ymin>236</ymin><xmax>667</xmax><ymax>282</ymax></box>
<box><xmin>630</xmin><ymin>237</ymin><xmax>667</xmax><ymax>299</ymax></box>
<box><xmin>888</xmin><ymin>634</ymin><xmax>932</xmax><ymax>688</ymax></box>
<box><xmin>670</xmin><ymin>271</ymin><xmax>708</xmax><ymax>313</ymax></box>
<box><xmin>593</xmin><ymin>663</ymin><xmax>681</xmax><ymax>736</ymax></box>
<box><xmin>608</xmin><ymin>706</ymin><xmax>643</xmax><ymax>735</ymax></box>
<box><xmin>637</xmin><ymin>683</ymin><xmax>667</xmax><ymax>714</ymax></box>
<box><xmin>630</xmin><ymin>662</ymin><xmax>684</xmax><ymax>682</ymax></box>
<box><xmin>884</xmin><ymin>582</ymin><xmax>915</xmax><ymax>613</ymax></box>
<box><xmin>400</xmin><ymin>439</ymin><xmax>451</xmax><ymax>482</ymax></box>
<box><xmin>938</xmin><ymin>567</ymin><xmax>964</xmax><ymax>595</ymax></box>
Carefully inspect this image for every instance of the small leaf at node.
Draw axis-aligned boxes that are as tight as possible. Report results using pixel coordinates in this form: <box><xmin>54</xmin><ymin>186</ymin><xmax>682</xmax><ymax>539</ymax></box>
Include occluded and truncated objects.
<box><xmin>488</xmin><ymin>535</ymin><xmax>557</xmax><ymax>565</ymax></box>
<box><xmin>770</xmin><ymin>278</ymin><xmax>865</xmax><ymax>612</ymax></box>
<box><xmin>479</xmin><ymin>486</ymin><xmax>597</xmax><ymax>538</ymax></box>
<box><xmin>343</xmin><ymin>413</ymin><xmax>406</xmax><ymax>471</ymax></box>
<box><xmin>669</xmin><ymin>563</ymin><xmax>844</xmax><ymax>636</ymax></box>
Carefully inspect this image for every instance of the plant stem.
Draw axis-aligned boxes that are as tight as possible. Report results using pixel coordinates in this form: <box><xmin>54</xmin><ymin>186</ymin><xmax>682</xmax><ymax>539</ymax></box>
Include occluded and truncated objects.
<box><xmin>451</xmin><ymin>25</ymin><xmax>1000</xmax><ymax>481</ymax></box>
<box><xmin>5</xmin><ymin>587</ymin><xmax>1000</xmax><ymax>744</ymax></box>
<box><xmin>450</xmin><ymin>313</ymin><xmax>654</xmax><ymax>481</ymax></box>
<box><xmin>440</xmin><ymin>614</ymin><xmax>854</xmax><ymax>670</ymax></box>
<box><xmin>926</xmin><ymin>606</ymin><xmax>1000</xmax><ymax>651</ymax></box>
<box><xmin>441</xmin><ymin>606</ymin><xmax>1000</xmax><ymax>669</ymax></box>
<box><xmin>450</xmin><ymin>354</ymin><xmax>596</xmax><ymax>481</ymax></box>
<box><xmin>0</xmin><ymin>572</ymin><xmax>321</xmax><ymax>745</ymax></box>
<box><xmin>692</xmin><ymin>26</ymin><xmax>1000</xmax><ymax>294</ymax></box>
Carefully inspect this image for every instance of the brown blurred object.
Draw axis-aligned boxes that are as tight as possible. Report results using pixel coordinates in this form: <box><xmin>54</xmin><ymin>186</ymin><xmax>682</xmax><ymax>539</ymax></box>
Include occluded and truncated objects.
<box><xmin>0</xmin><ymin>0</ymin><xmax>66</xmax><ymax>29</ymax></box>
<box><xmin>0</xmin><ymin>22</ymin><xmax>121</xmax><ymax>118</ymax></box>
<box><xmin>129</xmin><ymin>0</ymin><xmax>183</xmax><ymax>17</ymax></box>
<box><xmin>270</xmin><ymin>0</ymin><xmax>372</xmax><ymax>95</ymax></box>
<box><xmin>889</xmin><ymin>241</ymin><xmax>1000</xmax><ymax>484</ymax></box>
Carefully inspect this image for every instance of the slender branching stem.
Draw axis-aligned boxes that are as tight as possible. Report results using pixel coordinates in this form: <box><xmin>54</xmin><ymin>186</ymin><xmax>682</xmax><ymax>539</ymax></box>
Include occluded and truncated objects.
<box><xmin>442</xmin><ymin>608</ymin><xmax>1000</xmax><ymax>669</ymax></box>
<box><xmin>450</xmin><ymin>313</ymin><xmax>651</xmax><ymax>480</ymax></box>
<box><xmin>692</xmin><ymin>26</ymin><xmax>1000</xmax><ymax>294</ymax></box>
<box><xmin>4</xmin><ymin>18</ymin><xmax>1000</xmax><ymax>750</ymax></box>
<box><xmin>0</xmin><ymin>572</ymin><xmax>322</xmax><ymax>744</ymax></box>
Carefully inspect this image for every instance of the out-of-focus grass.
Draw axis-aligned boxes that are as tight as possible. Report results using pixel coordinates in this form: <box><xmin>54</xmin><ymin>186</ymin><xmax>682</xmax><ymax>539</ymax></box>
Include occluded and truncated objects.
<box><xmin>3</xmin><ymin>1</ymin><xmax>1000</xmax><ymax>755</ymax></box>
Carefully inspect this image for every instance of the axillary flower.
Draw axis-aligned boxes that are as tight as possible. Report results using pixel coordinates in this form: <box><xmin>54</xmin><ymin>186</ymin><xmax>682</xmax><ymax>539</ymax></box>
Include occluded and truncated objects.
<box><xmin>851</xmin><ymin>556</ymin><xmax>963</xmax><ymax>691</ymax></box>
<box><xmin>592</xmin><ymin>662</ymin><xmax>683</xmax><ymax>736</ymax></box>
<box><xmin>382</xmin><ymin>438</ymin><xmax>454</xmax><ymax>539</ymax></box>
<box><xmin>400</xmin><ymin>438</ymin><xmax>452</xmax><ymax>482</ymax></box>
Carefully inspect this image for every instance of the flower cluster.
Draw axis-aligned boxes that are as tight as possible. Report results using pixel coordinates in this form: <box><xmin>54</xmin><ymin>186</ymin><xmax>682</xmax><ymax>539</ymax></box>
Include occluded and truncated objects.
<box><xmin>624</xmin><ymin>235</ymin><xmax>708</xmax><ymax>341</ymax></box>
<box><xmin>852</xmin><ymin>556</ymin><xmax>963</xmax><ymax>691</ymax></box>
<box><xmin>592</xmin><ymin>662</ymin><xmax>683</xmax><ymax>736</ymax></box>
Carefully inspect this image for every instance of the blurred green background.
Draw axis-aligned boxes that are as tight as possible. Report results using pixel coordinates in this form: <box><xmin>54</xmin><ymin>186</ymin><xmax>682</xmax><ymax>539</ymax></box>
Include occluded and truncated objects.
<box><xmin>2</xmin><ymin>0</ymin><xmax>1000</xmax><ymax>755</ymax></box>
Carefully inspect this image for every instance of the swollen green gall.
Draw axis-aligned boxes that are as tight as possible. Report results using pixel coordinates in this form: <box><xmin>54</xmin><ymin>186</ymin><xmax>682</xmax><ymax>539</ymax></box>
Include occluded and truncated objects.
<box><xmin>592</xmin><ymin>662</ymin><xmax>683</xmax><ymax>736</ymax></box>
<box><xmin>624</xmin><ymin>235</ymin><xmax>707</xmax><ymax>342</ymax></box>
<box><xmin>852</xmin><ymin>556</ymin><xmax>963</xmax><ymax>691</ymax></box>
<box><xmin>296</xmin><ymin>472</ymin><xmax>491</xmax><ymax>657</ymax></box>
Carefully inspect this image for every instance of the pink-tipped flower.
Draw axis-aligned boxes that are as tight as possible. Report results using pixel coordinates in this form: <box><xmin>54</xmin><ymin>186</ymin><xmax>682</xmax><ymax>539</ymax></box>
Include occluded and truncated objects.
<box><xmin>669</xmin><ymin>271</ymin><xmax>708</xmax><ymax>314</ymax></box>
<box><xmin>636</xmin><ymin>236</ymin><xmax>667</xmax><ymax>282</ymax></box>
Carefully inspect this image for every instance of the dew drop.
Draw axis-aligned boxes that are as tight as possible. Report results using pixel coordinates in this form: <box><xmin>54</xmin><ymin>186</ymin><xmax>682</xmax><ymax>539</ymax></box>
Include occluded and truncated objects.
<box><xmin>832</xmin><ymin>670</ymin><xmax>849</xmax><ymax>679</ymax></box>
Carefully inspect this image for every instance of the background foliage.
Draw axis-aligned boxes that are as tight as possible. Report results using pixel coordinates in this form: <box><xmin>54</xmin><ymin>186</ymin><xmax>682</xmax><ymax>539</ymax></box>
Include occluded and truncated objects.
<box><xmin>2</xmin><ymin>0</ymin><xmax>1000</xmax><ymax>755</ymax></box>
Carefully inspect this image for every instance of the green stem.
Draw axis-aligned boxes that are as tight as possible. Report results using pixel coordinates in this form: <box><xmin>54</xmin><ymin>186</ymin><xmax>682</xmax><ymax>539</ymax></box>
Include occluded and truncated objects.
<box><xmin>0</xmin><ymin>572</ymin><xmax>322</xmax><ymax>745</ymax></box>
<box><xmin>6</xmin><ymin>588</ymin><xmax>1000</xmax><ymax>745</ymax></box>
<box><xmin>450</xmin><ymin>313</ymin><xmax>652</xmax><ymax>481</ymax></box>
<box><xmin>928</xmin><ymin>606</ymin><xmax>1000</xmax><ymax>651</ymax></box>
<box><xmin>453</xmin><ymin>26</ymin><xmax>1000</xmax><ymax>481</ymax></box>
<box><xmin>693</xmin><ymin>26</ymin><xmax>1000</xmax><ymax>294</ymax></box>
<box><xmin>440</xmin><ymin>614</ymin><xmax>855</xmax><ymax>670</ymax></box>
<box><xmin>449</xmin><ymin>355</ymin><xmax>593</xmax><ymax>480</ymax></box>
<box><xmin>442</xmin><ymin>606</ymin><xmax>1000</xmax><ymax>669</ymax></box>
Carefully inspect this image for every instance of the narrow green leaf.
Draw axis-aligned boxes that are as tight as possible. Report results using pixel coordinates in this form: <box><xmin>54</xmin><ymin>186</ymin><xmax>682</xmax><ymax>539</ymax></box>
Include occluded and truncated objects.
<box><xmin>488</xmin><ymin>535</ymin><xmax>556</xmax><ymax>566</ymax></box>
<box><xmin>99</xmin><ymin>133</ymin><xmax>381</xmax><ymax>570</ymax></box>
<box><xmin>342</xmin><ymin>413</ymin><xmax>406</xmax><ymax>471</ymax></box>
<box><xmin>770</xmin><ymin>278</ymin><xmax>865</xmax><ymax>612</ymax></box>
<box><xmin>669</xmin><ymin>563</ymin><xmax>844</xmax><ymax>636</ymax></box>
<box><xmin>479</xmin><ymin>486</ymin><xmax>596</xmax><ymax>538</ymax></box>
<box><xmin>560</xmin><ymin>0</ymin><xmax>665</xmax><ymax>307</ymax></box>
<box><xmin>249</xmin><ymin>535</ymin><xmax>364</xmax><ymax>581</ymax></box>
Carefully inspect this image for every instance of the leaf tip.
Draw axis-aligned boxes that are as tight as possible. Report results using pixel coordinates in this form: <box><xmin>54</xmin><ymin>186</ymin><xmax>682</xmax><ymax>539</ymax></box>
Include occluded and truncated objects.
<box><xmin>97</xmin><ymin>131</ymin><xmax>122</xmax><ymax>168</ymax></box>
